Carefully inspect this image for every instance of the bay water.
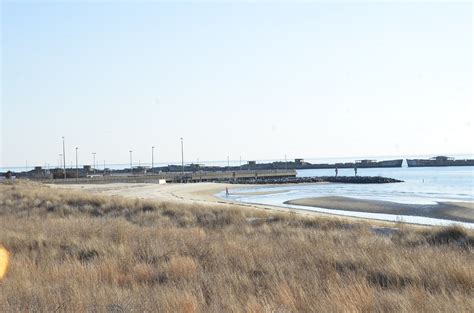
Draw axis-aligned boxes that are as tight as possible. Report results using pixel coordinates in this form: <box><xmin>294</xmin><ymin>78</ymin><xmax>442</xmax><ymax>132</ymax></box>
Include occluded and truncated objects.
<box><xmin>221</xmin><ymin>166</ymin><xmax>474</xmax><ymax>228</ymax></box>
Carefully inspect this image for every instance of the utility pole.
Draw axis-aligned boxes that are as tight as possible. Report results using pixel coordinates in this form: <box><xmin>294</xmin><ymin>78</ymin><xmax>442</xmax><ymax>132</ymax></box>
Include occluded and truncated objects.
<box><xmin>62</xmin><ymin>136</ymin><xmax>66</xmax><ymax>179</ymax></box>
<box><xmin>180</xmin><ymin>137</ymin><xmax>184</xmax><ymax>178</ymax></box>
<box><xmin>129</xmin><ymin>150</ymin><xmax>133</xmax><ymax>174</ymax></box>
<box><xmin>75</xmin><ymin>147</ymin><xmax>79</xmax><ymax>179</ymax></box>
<box><xmin>92</xmin><ymin>153</ymin><xmax>96</xmax><ymax>174</ymax></box>
<box><xmin>152</xmin><ymin>146</ymin><xmax>155</xmax><ymax>173</ymax></box>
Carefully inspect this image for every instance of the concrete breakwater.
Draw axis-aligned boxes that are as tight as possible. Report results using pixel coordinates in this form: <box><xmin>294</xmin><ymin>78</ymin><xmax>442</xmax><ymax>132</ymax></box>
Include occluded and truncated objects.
<box><xmin>223</xmin><ymin>176</ymin><xmax>403</xmax><ymax>185</ymax></box>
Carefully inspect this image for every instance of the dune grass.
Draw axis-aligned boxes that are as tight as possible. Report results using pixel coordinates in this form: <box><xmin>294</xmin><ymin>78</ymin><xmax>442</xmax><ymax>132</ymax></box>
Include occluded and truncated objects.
<box><xmin>0</xmin><ymin>181</ymin><xmax>473</xmax><ymax>312</ymax></box>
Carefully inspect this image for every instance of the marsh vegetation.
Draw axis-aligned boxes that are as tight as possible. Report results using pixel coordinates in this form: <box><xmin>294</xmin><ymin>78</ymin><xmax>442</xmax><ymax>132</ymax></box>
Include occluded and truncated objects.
<box><xmin>0</xmin><ymin>182</ymin><xmax>472</xmax><ymax>312</ymax></box>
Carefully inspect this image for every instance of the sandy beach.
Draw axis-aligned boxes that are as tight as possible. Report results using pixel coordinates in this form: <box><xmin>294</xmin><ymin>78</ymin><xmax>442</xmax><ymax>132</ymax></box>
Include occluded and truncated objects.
<box><xmin>52</xmin><ymin>182</ymin><xmax>474</xmax><ymax>225</ymax></box>
<box><xmin>53</xmin><ymin>182</ymin><xmax>239</xmax><ymax>205</ymax></box>
<box><xmin>51</xmin><ymin>182</ymin><xmax>356</xmax><ymax>222</ymax></box>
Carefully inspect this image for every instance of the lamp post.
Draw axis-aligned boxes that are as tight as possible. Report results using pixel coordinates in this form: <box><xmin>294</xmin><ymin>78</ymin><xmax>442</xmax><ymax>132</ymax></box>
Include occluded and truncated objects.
<box><xmin>92</xmin><ymin>153</ymin><xmax>96</xmax><ymax>174</ymax></box>
<box><xmin>62</xmin><ymin>136</ymin><xmax>66</xmax><ymax>179</ymax></box>
<box><xmin>152</xmin><ymin>146</ymin><xmax>155</xmax><ymax>173</ymax></box>
<box><xmin>129</xmin><ymin>150</ymin><xmax>133</xmax><ymax>174</ymax></box>
<box><xmin>75</xmin><ymin>147</ymin><xmax>79</xmax><ymax>179</ymax></box>
<box><xmin>180</xmin><ymin>137</ymin><xmax>184</xmax><ymax>180</ymax></box>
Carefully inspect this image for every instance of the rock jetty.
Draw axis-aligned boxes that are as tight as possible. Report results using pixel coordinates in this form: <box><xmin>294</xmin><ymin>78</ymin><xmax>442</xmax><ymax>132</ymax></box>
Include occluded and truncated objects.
<box><xmin>222</xmin><ymin>176</ymin><xmax>403</xmax><ymax>185</ymax></box>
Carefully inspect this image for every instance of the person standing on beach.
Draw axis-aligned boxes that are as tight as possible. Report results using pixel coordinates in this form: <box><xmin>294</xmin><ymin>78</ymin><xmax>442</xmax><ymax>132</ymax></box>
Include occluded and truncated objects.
<box><xmin>354</xmin><ymin>167</ymin><xmax>358</xmax><ymax>176</ymax></box>
<box><xmin>335</xmin><ymin>167</ymin><xmax>338</xmax><ymax>177</ymax></box>
<box><xmin>225</xmin><ymin>187</ymin><xmax>229</xmax><ymax>197</ymax></box>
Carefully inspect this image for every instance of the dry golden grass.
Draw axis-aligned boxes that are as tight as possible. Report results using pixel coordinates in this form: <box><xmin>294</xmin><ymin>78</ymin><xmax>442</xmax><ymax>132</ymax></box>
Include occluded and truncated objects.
<box><xmin>0</xmin><ymin>181</ymin><xmax>473</xmax><ymax>312</ymax></box>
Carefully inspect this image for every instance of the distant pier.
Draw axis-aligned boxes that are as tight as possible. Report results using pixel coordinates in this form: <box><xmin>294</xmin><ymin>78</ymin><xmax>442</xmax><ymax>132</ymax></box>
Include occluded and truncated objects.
<box><xmin>33</xmin><ymin>169</ymin><xmax>297</xmax><ymax>184</ymax></box>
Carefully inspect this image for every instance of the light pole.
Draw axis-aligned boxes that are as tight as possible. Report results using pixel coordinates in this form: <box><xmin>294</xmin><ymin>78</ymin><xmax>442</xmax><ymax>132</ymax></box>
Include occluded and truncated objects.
<box><xmin>92</xmin><ymin>152</ymin><xmax>96</xmax><ymax>174</ymax></box>
<box><xmin>75</xmin><ymin>147</ymin><xmax>79</xmax><ymax>179</ymax></box>
<box><xmin>152</xmin><ymin>146</ymin><xmax>155</xmax><ymax>173</ymax></box>
<box><xmin>180</xmin><ymin>137</ymin><xmax>184</xmax><ymax>178</ymax></box>
<box><xmin>62</xmin><ymin>136</ymin><xmax>66</xmax><ymax>179</ymax></box>
<box><xmin>129</xmin><ymin>150</ymin><xmax>133</xmax><ymax>174</ymax></box>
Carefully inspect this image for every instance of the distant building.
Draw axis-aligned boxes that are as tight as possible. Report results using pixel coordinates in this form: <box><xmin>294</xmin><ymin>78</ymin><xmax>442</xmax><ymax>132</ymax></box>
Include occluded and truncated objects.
<box><xmin>431</xmin><ymin>156</ymin><xmax>453</xmax><ymax>162</ymax></box>
<box><xmin>29</xmin><ymin>166</ymin><xmax>52</xmax><ymax>179</ymax></box>
<box><xmin>135</xmin><ymin>166</ymin><xmax>149</xmax><ymax>174</ymax></box>
<box><xmin>356</xmin><ymin>159</ymin><xmax>375</xmax><ymax>164</ymax></box>
<box><xmin>247</xmin><ymin>161</ymin><xmax>256</xmax><ymax>170</ymax></box>
<box><xmin>190</xmin><ymin>163</ymin><xmax>201</xmax><ymax>171</ymax></box>
<box><xmin>295</xmin><ymin>159</ymin><xmax>305</xmax><ymax>165</ymax></box>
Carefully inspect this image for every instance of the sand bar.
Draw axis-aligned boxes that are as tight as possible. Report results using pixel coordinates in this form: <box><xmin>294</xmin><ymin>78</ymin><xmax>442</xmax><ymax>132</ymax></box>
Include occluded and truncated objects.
<box><xmin>285</xmin><ymin>196</ymin><xmax>474</xmax><ymax>223</ymax></box>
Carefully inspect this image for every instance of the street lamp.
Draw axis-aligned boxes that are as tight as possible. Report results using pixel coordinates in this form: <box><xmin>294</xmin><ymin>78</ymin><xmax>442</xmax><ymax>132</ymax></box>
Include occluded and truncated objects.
<box><xmin>180</xmin><ymin>138</ymin><xmax>184</xmax><ymax>179</ymax></box>
<box><xmin>129</xmin><ymin>150</ymin><xmax>133</xmax><ymax>174</ymax></box>
<box><xmin>92</xmin><ymin>152</ymin><xmax>96</xmax><ymax>174</ymax></box>
<box><xmin>152</xmin><ymin>146</ymin><xmax>155</xmax><ymax>173</ymax></box>
<box><xmin>75</xmin><ymin>147</ymin><xmax>79</xmax><ymax>179</ymax></box>
<box><xmin>62</xmin><ymin>136</ymin><xmax>66</xmax><ymax>179</ymax></box>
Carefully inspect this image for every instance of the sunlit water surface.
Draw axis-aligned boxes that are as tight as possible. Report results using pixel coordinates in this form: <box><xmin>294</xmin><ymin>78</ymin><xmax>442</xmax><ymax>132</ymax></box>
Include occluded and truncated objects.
<box><xmin>217</xmin><ymin>167</ymin><xmax>474</xmax><ymax>228</ymax></box>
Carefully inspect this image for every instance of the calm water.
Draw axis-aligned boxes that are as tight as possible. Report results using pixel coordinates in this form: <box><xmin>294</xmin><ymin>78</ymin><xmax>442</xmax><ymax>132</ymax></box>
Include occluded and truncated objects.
<box><xmin>220</xmin><ymin>166</ymin><xmax>474</xmax><ymax>228</ymax></box>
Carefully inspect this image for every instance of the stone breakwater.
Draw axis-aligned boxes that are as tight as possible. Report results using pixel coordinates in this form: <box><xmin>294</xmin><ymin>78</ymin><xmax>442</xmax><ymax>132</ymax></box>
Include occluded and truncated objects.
<box><xmin>222</xmin><ymin>176</ymin><xmax>403</xmax><ymax>185</ymax></box>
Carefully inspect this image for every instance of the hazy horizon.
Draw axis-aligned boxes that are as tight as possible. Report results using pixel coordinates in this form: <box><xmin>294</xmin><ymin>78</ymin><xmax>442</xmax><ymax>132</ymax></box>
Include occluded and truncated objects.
<box><xmin>2</xmin><ymin>1</ymin><xmax>473</xmax><ymax>168</ymax></box>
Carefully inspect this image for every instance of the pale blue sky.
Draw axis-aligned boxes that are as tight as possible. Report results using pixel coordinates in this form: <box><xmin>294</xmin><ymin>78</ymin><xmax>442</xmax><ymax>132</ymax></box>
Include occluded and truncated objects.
<box><xmin>1</xmin><ymin>1</ymin><xmax>473</xmax><ymax>168</ymax></box>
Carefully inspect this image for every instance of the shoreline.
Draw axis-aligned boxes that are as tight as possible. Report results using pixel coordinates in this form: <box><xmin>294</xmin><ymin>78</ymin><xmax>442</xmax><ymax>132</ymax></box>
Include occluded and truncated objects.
<box><xmin>51</xmin><ymin>182</ymin><xmax>399</xmax><ymax>226</ymax></box>
<box><xmin>50</xmin><ymin>182</ymin><xmax>473</xmax><ymax>227</ymax></box>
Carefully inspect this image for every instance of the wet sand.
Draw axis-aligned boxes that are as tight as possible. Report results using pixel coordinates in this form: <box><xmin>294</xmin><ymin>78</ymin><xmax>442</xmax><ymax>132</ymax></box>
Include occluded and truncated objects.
<box><xmin>232</xmin><ymin>190</ymin><xmax>289</xmax><ymax>196</ymax></box>
<box><xmin>285</xmin><ymin>197</ymin><xmax>474</xmax><ymax>223</ymax></box>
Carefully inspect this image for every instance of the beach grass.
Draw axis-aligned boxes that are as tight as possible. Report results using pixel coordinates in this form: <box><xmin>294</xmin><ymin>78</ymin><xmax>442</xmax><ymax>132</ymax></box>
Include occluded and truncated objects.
<box><xmin>0</xmin><ymin>181</ymin><xmax>473</xmax><ymax>312</ymax></box>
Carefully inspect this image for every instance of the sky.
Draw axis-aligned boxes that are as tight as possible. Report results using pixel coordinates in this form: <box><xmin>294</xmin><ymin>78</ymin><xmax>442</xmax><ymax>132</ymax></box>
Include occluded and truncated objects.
<box><xmin>1</xmin><ymin>1</ymin><xmax>473</xmax><ymax>169</ymax></box>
